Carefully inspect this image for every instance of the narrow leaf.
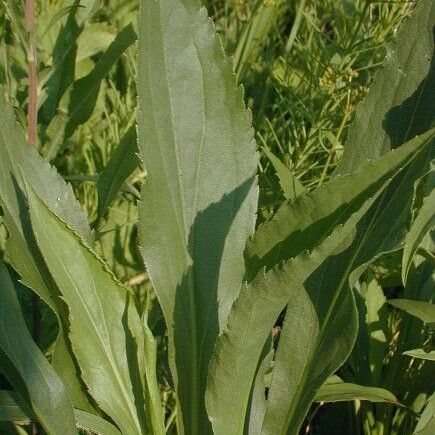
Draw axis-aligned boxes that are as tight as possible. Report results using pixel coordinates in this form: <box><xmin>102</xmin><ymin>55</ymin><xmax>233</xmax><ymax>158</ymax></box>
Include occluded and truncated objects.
<box><xmin>262</xmin><ymin>147</ymin><xmax>305</xmax><ymax>201</ymax></box>
<box><xmin>97</xmin><ymin>126</ymin><xmax>139</xmax><ymax>222</ymax></box>
<box><xmin>414</xmin><ymin>393</ymin><xmax>435</xmax><ymax>435</ymax></box>
<box><xmin>314</xmin><ymin>382</ymin><xmax>398</xmax><ymax>404</ymax></box>
<box><xmin>389</xmin><ymin>299</ymin><xmax>435</xmax><ymax>324</ymax></box>
<box><xmin>0</xmin><ymin>390</ymin><xmax>29</xmax><ymax>423</ymax></box>
<box><xmin>403</xmin><ymin>349</ymin><xmax>435</xmax><ymax>361</ymax></box>
<box><xmin>137</xmin><ymin>1</ymin><xmax>258</xmax><ymax>433</ymax></box>
<box><xmin>403</xmin><ymin>177</ymin><xmax>435</xmax><ymax>283</ymax></box>
<box><xmin>65</xmin><ymin>23</ymin><xmax>137</xmax><ymax>137</ymax></box>
<box><xmin>0</xmin><ymin>261</ymin><xmax>77</xmax><ymax>435</ymax></box>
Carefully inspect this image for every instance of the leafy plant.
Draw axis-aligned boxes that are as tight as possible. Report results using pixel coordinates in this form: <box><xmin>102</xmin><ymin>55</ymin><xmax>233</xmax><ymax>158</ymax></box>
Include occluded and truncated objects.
<box><xmin>0</xmin><ymin>0</ymin><xmax>433</xmax><ymax>434</ymax></box>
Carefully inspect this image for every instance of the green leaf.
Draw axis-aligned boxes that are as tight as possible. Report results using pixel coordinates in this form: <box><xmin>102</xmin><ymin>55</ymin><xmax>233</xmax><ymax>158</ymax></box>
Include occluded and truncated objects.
<box><xmin>0</xmin><ymin>261</ymin><xmax>77</xmax><ymax>435</ymax></box>
<box><xmin>403</xmin><ymin>349</ymin><xmax>435</xmax><ymax>361</ymax></box>
<box><xmin>0</xmin><ymin>390</ymin><xmax>122</xmax><ymax>435</ymax></box>
<box><xmin>314</xmin><ymin>381</ymin><xmax>398</xmax><ymax>404</ymax></box>
<box><xmin>97</xmin><ymin>126</ymin><xmax>139</xmax><ymax>222</ymax></box>
<box><xmin>337</xmin><ymin>0</ymin><xmax>435</xmax><ymax>174</ymax></box>
<box><xmin>344</xmin><ymin>272</ymin><xmax>389</xmax><ymax>392</ymax></box>
<box><xmin>40</xmin><ymin>0</ymin><xmax>100</xmax><ymax>123</ymax></box>
<box><xmin>26</xmin><ymin>186</ymin><xmax>165</xmax><ymax>435</ymax></box>
<box><xmin>207</xmin><ymin>131</ymin><xmax>434</xmax><ymax>435</ymax></box>
<box><xmin>247</xmin><ymin>346</ymin><xmax>274</xmax><ymax>435</ymax></box>
<box><xmin>137</xmin><ymin>1</ymin><xmax>258</xmax><ymax>433</ymax></box>
<box><xmin>0</xmin><ymin>90</ymin><xmax>93</xmax><ymax>410</ymax></box>
<box><xmin>207</xmin><ymin>206</ymin><xmax>362</xmax><ymax>435</ymax></box>
<box><xmin>74</xmin><ymin>410</ymin><xmax>123</xmax><ymax>435</ymax></box>
<box><xmin>262</xmin><ymin>147</ymin><xmax>306</xmax><ymax>201</ymax></box>
<box><xmin>76</xmin><ymin>23</ymin><xmax>117</xmax><ymax>62</ymax></box>
<box><xmin>44</xmin><ymin>22</ymin><xmax>137</xmax><ymax>159</ymax></box>
<box><xmin>414</xmin><ymin>393</ymin><xmax>435</xmax><ymax>435</ymax></box>
<box><xmin>389</xmin><ymin>299</ymin><xmax>435</xmax><ymax>324</ymax></box>
<box><xmin>0</xmin><ymin>390</ymin><xmax>29</xmax><ymax>424</ymax></box>
<box><xmin>65</xmin><ymin>22</ymin><xmax>137</xmax><ymax>137</ymax></box>
<box><xmin>403</xmin><ymin>172</ymin><xmax>435</xmax><ymax>283</ymax></box>
<box><xmin>246</xmin><ymin>129</ymin><xmax>435</xmax><ymax>280</ymax></box>
<box><xmin>233</xmin><ymin>0</ymin><xmax>287</xmax><ymax>78</ymax></box>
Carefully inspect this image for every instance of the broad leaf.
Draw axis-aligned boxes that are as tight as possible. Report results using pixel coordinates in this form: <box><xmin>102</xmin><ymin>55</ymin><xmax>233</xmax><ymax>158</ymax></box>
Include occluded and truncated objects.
<box><xmin>137</xmin><ymin>1</ymin><xmax>258</xmax><ymax>433</ymax></box>
<box><xmin>97</xmin><ymin>125</ymin><xmax>139</xmax><ymax>222</ymax></box>
<box><xmin>389</xmin><ymin>299</ymin><xmax>435</xmax><ymax>324</ymax></box>
<box><xmin>26</xmin><ymin>186</ymin><xmax>165</xmax><ymax>435</ymax></box>
<box><xmin>337</xmin><ymin>0</ymin><xmax>435</xmax><ymax>174</ymax></box>
<box><xmin>0</xmin><ymin>90</ymin><xmax>93</xmax><ymax>410</ymax></box>
<box><xmin>0</xmin><ymin>261</ymin><xmax>76</xmax><ymax>435</ymax></box>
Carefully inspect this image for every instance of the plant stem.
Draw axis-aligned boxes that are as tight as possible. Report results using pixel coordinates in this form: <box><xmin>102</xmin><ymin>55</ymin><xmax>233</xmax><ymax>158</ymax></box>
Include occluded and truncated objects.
<box><xmin>25</xmin><ymin>10</ymin><xmax>41</xmax><ymax>435</ymax></box>
<box><xmin>25</xmin><ymin>0</ymin><xmax>37</xmax><ymax>146</ymax></box>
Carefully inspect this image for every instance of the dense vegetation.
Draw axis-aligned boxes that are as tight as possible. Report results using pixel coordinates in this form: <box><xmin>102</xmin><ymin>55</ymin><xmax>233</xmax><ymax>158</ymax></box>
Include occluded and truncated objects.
<box><xmin>0</xmin><ymin>0</ymin><xmax>433</xmax><ymax>434</ymax></box>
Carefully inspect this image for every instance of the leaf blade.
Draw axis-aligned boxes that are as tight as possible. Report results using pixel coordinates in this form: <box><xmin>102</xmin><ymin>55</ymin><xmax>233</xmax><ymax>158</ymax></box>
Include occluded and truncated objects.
<box><xmin>337</xmin><ymin>0</ymin><xmax>435</xmax><ymax>174</ymax></box>
<box><xmin>0</xmin><ymin>261</ymin><xmax>77</xmax><ymax>435</ymax></box>
<box><xmin>26</xmin><ymin>186</ymin><xmax>164</xmax><ymax>435</ymax></box>
<box><xmin>137</xmin><ymin>1</ymin><xmax>258</xmax><ymax>432</ymax></box>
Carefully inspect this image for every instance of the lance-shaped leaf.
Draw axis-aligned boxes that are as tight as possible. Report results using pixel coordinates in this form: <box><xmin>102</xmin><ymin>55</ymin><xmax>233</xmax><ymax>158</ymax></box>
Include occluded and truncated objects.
<box><xmin>0</xmin><ymin>390</ymin><xmax>123</xmax><ymax>435</ymax></box>
<box><xmin>207</xmin><ymin>205</ymin><xmax>363</xmax><ymax>435</ymax></box>
<box><xmin>314</xmin><ymin>381</ymin><xmax>398</xmax><ymax>404</ymax></box>
<box><xmin>26</xmin><ymin>186</ymin><xmax>165</xmax><ymax>435</ymax></box>
<box><xmin>65</xmin><ymin>22</ymin><xmax>137</xmax><ymax>137</ymax></box>
<box><xmin>40</xmin><ymin>0</ymin><xmax>100</xmax><ymax>123</ymax></box>
<box><xmin>403</xmin><ymin>349</ymin><xmax>435</xmax><ymax>361</ymax></box>
<box><xmin>402</xmin><ymin>168</ymin><xmax>435</xmax><ymax>283</ymax></box>
<box><xmin>389</xmin><ymin>299</ymin><xmax>435</xmax><ymax>324</ymax></box>
<box><xmin>337</xmin><ymin>0</ymin><xmax>435</xmax><ymax>174</ymax></box>
<box><xmin>414</xmin><ymin>393</ymin><xmax>435</xmax><ymax>435</ymax></box>
<box><xmin>261</xmin><ymin>142</ymin><xmax>434</xmax><ymax>435</ymax></box>
<box><xmin>0</xmin><ymin>261</ymin><xmax>77</xmax><ymax>435</ymax></box>
<box><xmin>0</xmin><ymin>90</ymin><xmax>92</xmax><ymax>410</ymax></box>
<box><xmin>137</xmin><ymin>1</ymin><xmax>258</xmax><ymax>433</ymax></box>
<box><xmin>207</xmin><ymin>132</ymin><xmax>433</xmax><ymax>435</ymax></box>
<box><xmin>97</xmin><ymin>125</ymin><xmax>139</xmax><ymax>223</ymax></box>
<box><xmin>262</xmin><ymin>147</ymin><xmax>306</xmax><ymax>201</ymax></box>
<box><xmin>44</xmin><ymin>22</ymin><xmax>138</xmax><ymax>159</ymax></box>
<box><xmin>246</xmin><ymin>129</ymin><xmax>435</xmax><ymax>279</ymax></box>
